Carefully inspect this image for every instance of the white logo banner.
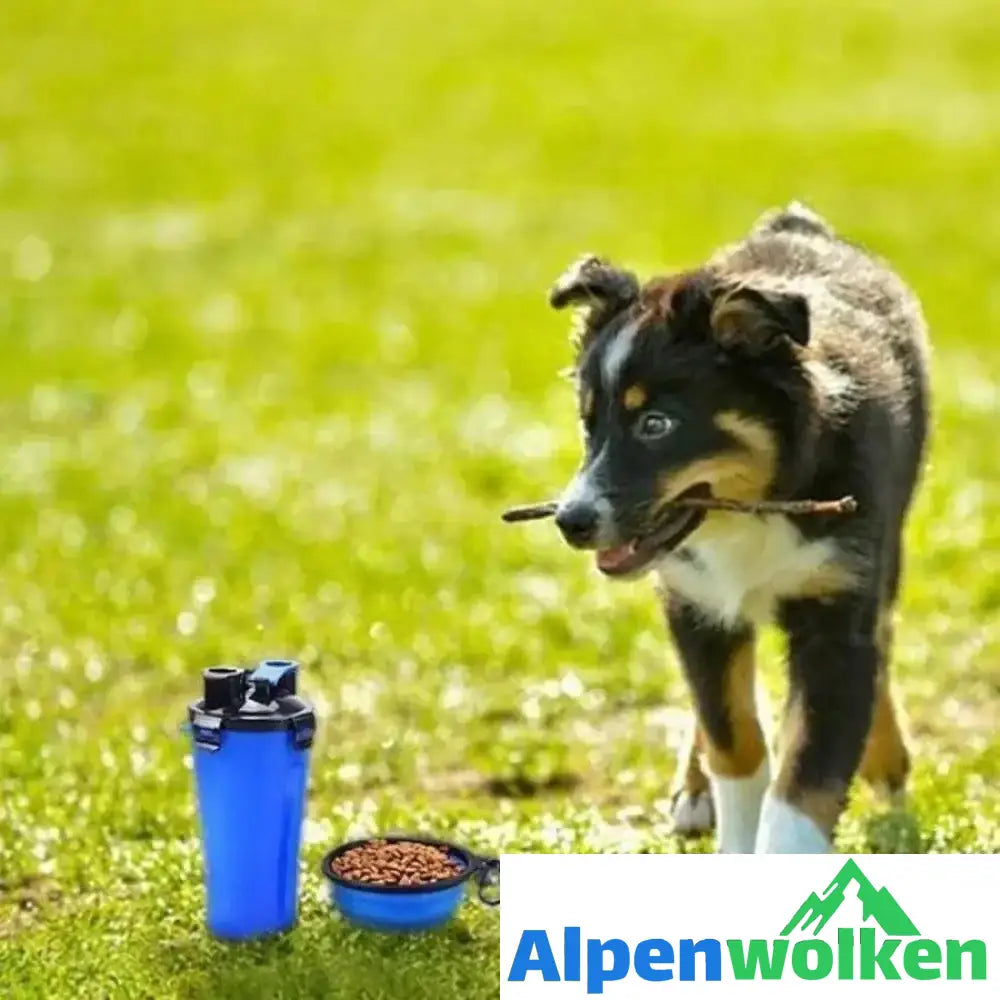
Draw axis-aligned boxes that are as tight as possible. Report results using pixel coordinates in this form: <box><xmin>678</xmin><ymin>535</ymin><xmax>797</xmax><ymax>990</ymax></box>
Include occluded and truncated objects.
<box><xmin>500</xmin><ymin>854</ymin><xmax>1000</xmax><ymax>997</ymax></box>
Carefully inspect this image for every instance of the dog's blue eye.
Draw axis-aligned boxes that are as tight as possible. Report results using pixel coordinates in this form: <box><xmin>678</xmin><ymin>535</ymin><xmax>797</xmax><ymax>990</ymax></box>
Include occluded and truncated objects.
<box><xmin>635</xmin><ymin>411</ymin><xmax>674</xmax><ymax>441</ymax></box>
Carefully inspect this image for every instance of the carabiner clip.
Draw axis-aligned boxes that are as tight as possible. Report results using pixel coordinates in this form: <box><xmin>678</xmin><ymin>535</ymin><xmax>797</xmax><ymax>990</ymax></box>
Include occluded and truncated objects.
<box><xmin>476</xmin><ymin>857</ymin><xmax>500</xmax><ymax>907</ymax></box>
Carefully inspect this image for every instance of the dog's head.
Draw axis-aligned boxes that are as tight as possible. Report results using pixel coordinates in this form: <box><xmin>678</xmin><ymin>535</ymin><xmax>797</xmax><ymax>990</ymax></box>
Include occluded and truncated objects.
<box><xmin>550</xmin><ymin>254</ymin><xmax>811</xmax><ymax>578</ymax></box>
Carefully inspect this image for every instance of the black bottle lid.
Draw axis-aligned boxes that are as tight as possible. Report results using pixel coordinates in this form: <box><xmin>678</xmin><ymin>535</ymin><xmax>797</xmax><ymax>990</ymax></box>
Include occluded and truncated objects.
<box><xmin>188</xmin><ymin>659</ymin><xmax>315</xmax><ymax>751</ymax></box>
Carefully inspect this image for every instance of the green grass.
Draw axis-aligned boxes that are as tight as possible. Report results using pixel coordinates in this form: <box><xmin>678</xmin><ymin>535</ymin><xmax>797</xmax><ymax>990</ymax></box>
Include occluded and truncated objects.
<box><xmin>2</xmin><ymin>0</ymin><xmax>999</xmax><ymax>995</ymax></box>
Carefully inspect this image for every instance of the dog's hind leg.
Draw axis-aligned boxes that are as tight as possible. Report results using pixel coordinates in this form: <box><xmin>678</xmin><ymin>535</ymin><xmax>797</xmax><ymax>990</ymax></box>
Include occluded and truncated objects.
<box><xmin>670</xmin><ymin>722</ymin><xmax>715</xmax><ymax>837</ymax></box>
<box><xmin>858</xmin><ymin>606</ymin><xmax>911</xmax><ymax>796</ymax></box>
<box><xmin>666</xmin><ymin>594</ymin><xmax>767</xmax><ymax>852</ymax></box>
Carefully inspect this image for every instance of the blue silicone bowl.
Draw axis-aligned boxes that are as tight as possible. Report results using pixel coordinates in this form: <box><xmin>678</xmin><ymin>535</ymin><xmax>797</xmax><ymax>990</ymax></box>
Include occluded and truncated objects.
<box><xmin>321</xmin><ymin>835</ymin><xmax>500</xmax><ymax>933</ymax></box>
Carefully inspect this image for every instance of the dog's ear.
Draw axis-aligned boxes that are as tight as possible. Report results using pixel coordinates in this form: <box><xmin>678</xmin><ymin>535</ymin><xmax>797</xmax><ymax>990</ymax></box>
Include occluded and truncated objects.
<box><xmin>550</xmin><ymin>255</ymin><xmax>640</xmax><ymax>354</ymax></box>
<box><xmin>549</xmin><ymin>255</ymin><xmax>640</xmax><ymax>312</ymax></box>
<box><xmin>709</xmin><ymin>284</ymin><xmax>810</xmax><ymax>353</ymax></box>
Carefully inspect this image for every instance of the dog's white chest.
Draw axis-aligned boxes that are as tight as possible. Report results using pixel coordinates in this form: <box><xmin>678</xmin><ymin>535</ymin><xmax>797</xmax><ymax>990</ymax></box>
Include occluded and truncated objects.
<box><xmin>655</xmin><ymin>513</ymin><xmax>842</xmax><ymax>626</ymax></box>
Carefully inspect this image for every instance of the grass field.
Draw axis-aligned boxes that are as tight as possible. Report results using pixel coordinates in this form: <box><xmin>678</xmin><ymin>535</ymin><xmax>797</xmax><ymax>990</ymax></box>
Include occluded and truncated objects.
<box><xmin>1</xmin><ymin>0</ymin><xmax>999</xmax><ymax>996</ymax></box>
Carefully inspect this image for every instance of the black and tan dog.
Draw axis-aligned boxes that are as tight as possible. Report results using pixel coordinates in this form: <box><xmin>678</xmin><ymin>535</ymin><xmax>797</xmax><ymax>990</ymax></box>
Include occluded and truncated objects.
<box><xmin>550</xmin><ymin>203</ymin><xmax>929</xmax><ymax>853</ymax></box>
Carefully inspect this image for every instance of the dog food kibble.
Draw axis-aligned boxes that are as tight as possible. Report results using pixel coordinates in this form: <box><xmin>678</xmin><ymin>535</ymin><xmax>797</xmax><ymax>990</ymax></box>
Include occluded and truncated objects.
<box><xmin>331</xmin><ymin>841</ymin><xmax>464</xmax><ymax>886</ymax></box>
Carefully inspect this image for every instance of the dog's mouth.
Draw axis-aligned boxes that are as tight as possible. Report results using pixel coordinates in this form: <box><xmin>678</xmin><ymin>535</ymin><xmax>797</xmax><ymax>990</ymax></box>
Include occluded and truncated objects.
<box><xmin>596</xmin><ymin>484</ymin><xmax>710</xmax><ymax>578</ymax></box>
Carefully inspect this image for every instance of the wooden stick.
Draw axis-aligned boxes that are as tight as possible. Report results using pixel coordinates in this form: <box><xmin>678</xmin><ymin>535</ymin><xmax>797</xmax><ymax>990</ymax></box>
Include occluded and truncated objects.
<box><xmin>501</xmin><ymin>495</ymin><xmax>857</xmax><ymax>523</ymax></box>
<box><xmin>669</xmin><ymin>495</ymin><xmax>858</xmax><ymax>516</ymax></box>
<box><xmin>501</xmin><ymin>501</ymin><xmax>559</xmax><ymax>522</ymax></box>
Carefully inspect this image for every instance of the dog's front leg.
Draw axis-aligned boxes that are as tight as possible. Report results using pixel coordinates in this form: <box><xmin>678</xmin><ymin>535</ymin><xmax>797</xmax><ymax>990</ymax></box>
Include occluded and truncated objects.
<box><xmin>669</xmin><ymin>722</ymin><xmax>715</xmax><ymax>837</ymax></box>
<box><xmin>666</xmin><ymin>594</ymin><xmax>767</xmax><ymax>853</ymax></box>
<box><xmin>758</xmin><ymin>597</ymin><xmax>878</xmax><ymax>853</ymax></box>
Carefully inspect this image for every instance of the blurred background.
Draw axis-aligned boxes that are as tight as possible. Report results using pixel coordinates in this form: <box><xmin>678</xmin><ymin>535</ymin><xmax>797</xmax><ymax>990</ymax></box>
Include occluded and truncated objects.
<box><xmin>1</xmin><ymin>1</ymin><xmax>998</xmax><ymax>997</ymax></box>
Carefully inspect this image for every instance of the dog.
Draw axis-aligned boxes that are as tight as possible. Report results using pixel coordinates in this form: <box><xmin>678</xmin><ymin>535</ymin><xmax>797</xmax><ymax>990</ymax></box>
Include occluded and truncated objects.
<box><xmin>550</xmin><ymin>203</ymin><xmax>929</xmax><ymax>853</ymax></box>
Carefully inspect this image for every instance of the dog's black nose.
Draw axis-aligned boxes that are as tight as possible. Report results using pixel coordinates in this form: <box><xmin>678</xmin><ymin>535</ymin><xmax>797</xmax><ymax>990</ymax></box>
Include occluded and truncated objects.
<box><xmin>555</xmin><ymin>501</ymin><xmax>599</xmax><ymax>546</ymax></box>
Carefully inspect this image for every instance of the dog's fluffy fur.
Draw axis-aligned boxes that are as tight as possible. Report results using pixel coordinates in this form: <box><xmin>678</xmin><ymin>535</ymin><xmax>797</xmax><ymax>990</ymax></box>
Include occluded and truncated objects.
<box><xmin>550</xmin><ymin>203</ymin><xmax>929</xmax><ymax>852</ymax></box>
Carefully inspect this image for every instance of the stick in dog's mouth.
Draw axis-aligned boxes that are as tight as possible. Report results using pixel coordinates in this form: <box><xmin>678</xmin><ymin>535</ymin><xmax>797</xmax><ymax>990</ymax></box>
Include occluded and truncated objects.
<box><xmin>501</xmin><ymin>501</ymin><xmax>560</xmax><ymax>522</ymax></box>
<box><xmin>501</xmin><ymin>494</ymin><xmax>858</xmax><ymax>523</ymax></box>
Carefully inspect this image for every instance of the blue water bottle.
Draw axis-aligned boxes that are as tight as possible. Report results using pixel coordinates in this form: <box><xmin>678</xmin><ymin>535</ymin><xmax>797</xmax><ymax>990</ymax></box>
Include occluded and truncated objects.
<box><xmin>187</xmin><ymin>659</ymin><xmax>316</xmax><ymax>939</ymax></box>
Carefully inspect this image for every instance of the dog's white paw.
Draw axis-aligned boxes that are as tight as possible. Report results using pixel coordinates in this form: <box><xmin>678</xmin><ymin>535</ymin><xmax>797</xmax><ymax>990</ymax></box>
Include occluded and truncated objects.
<box><xmin>670</xmin><ymin>788</ymin><xmax>715</xmax><ymax>836</ymax></box>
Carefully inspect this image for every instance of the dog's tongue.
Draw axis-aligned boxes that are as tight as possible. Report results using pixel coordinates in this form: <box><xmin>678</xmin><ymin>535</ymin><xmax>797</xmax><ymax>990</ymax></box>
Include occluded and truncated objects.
<box><xmin>596</xmin><ymin>543</ymin><xmax>635</xmax><ymax>573</ymax></box>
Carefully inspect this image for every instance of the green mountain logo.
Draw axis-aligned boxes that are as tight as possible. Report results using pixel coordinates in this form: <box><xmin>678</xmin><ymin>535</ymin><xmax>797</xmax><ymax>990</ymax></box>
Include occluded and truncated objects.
<box><xmin>781</xmin><ymin>859</ymin><xmax>921</xmax><ymax>937</ymax></box>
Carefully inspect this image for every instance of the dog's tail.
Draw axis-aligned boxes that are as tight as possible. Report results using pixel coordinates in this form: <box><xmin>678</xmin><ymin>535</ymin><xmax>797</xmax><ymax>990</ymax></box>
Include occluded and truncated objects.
<box><xmin>754</xmin><ymin>201</ymin><xmax>835</xmax><ymax>238</ymax></box>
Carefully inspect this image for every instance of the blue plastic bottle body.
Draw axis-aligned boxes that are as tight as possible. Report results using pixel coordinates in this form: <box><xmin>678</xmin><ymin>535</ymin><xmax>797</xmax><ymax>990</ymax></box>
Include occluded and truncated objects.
<box><xmin>193</xmin><ymin>728</ymin><xmax>310</xmax><ymax>939</ymax></box>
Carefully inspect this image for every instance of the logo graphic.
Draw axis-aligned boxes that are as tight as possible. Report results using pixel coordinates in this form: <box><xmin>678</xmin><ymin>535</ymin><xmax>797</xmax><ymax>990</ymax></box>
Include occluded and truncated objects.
<box><xmin>781</xmin><ymin>859</ymin><xmax>920</xmax><ymax>937</ymax></box>
<box><xmin>502</xmin><ymin>855</ymin><xmax>995</xmax><ymax>996</ymax></box>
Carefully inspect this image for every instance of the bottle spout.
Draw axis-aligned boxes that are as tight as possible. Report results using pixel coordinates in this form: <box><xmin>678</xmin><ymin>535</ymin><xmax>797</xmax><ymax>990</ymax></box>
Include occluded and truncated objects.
<box><xmin>202</xmin><ymin>666</ymin><xmax>246</xmax><ymax>711</ymax></box>
<box><xmin>247</xmin><ymin>659</ymin><xmax>299</xmax><ymax>705</ymax></box>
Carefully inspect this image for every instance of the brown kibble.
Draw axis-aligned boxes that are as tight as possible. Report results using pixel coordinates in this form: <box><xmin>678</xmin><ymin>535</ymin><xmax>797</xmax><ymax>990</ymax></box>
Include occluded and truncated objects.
<box><xmin>330</xmin><ymin>840</ymin><xmax>467</xmax><ymax>887</ymax></box>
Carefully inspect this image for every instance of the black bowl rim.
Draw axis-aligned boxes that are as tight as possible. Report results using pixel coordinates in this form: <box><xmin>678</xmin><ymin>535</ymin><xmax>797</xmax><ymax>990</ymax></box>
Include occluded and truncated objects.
<box><xmin>321</xmin><ymin>835</ymin><xmax>481</xmax><ymax>895</ymax></box>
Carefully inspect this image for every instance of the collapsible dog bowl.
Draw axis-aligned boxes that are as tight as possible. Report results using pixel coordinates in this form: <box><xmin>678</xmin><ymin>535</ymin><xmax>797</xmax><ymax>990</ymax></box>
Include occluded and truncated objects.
<box><xmin>321</xmin><ymin>835</ymin><xmax>500</xmax><ymax>933</ymax></box>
